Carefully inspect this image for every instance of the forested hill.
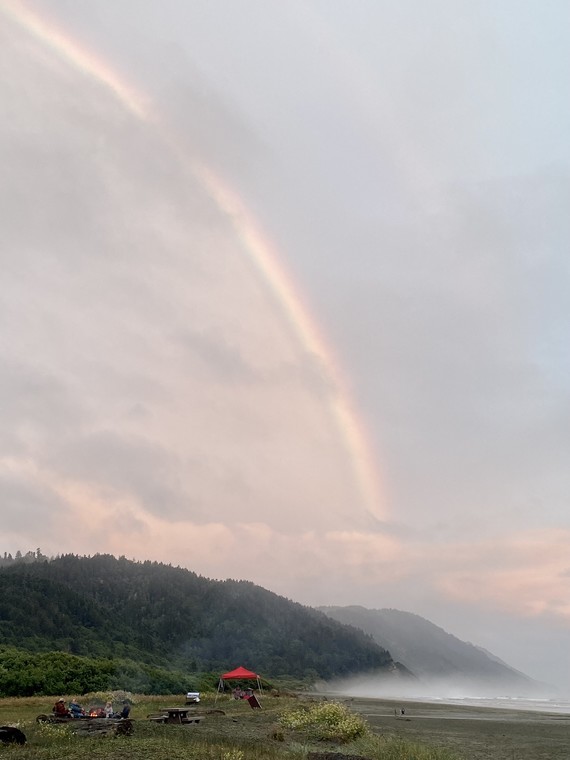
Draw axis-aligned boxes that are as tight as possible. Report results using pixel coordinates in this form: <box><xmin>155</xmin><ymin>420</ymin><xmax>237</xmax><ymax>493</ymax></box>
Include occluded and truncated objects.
<box><xmin>0</xmin><ymin>554</ymin><xmax>397</xmax><ymax>680</ymax></box>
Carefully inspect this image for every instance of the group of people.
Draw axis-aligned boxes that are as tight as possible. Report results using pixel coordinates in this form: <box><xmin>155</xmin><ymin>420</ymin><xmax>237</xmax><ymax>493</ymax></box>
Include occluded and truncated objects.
<box><xmin>232</xmin><ymin>687</ymin><xmax>254</xmax><ymax>700</ymax></box>
<box><xmin>52</xmin><ymin>698</ymin><xmax>131</xmax><ymax>719</ymax></box>
<box><xmin>53</xmin><ymin>698</ymin><xmax>81</xmax><ymax>718</ymax></box>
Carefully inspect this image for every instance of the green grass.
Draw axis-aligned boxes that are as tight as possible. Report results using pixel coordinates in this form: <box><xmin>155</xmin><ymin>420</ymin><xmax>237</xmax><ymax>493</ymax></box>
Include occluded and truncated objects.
<box><xmin>0</xmin><ymin>693</ymin><xmax>461</xmax><ymax>760</ymax></box>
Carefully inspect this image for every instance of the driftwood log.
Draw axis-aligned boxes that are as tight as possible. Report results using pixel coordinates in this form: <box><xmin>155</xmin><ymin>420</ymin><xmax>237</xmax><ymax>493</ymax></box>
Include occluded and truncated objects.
<box><xmin>71</xmin><ymin>719</ymin><xmax>133</xmax><ymax>737</ymax></box>
<box><xmin>307</xmin><ymin>754</ymin><xmax>374</xmax><ymax>760</ymax></box>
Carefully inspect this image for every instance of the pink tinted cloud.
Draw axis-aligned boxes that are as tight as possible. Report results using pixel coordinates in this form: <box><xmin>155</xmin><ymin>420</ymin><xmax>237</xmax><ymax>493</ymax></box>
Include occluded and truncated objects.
<box><xmin>6</xmin><ymin>453</ymin><xmax>570</xmax><ymax>626</ymax></box>
<box><xmin>433</xmin><ymin>530</ymin><xmax>570</xmax><ymax>621</ymax></box>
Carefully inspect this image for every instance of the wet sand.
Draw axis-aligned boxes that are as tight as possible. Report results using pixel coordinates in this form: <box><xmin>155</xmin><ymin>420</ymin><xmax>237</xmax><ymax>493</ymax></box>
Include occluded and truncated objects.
<box><xmin>346</xmin><ymin>696</ymin><xmax>570</xmax><ymax>759</ymax></box>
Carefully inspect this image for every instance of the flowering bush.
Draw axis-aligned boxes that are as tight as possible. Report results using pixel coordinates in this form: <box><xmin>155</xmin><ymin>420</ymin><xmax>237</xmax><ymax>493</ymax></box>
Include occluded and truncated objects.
<box><xmin>280</xmin><ymin>701</ymin><xmax>368</xmax><ymax>743</ymax></box>
<box><xmin>220</xmin><ymin>750</ymin><xmax>244</xmax><ymax>760</ymax></box>
<box><xmin>37</xmin><ymin>722</ymin><xmax>75</xmax><ymax>743</ymax></box>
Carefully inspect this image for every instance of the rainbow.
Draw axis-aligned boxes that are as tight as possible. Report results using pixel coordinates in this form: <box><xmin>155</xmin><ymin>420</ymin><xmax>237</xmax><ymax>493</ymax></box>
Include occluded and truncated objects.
<box><xmin>0</xmin><ymin>0</ymin><xmax>385</xmax><ymax>521</ymax></box>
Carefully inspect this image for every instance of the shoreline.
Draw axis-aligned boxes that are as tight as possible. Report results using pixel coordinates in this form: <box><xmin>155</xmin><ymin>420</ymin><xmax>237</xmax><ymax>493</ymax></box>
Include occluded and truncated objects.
<box><xmin>334</xmin><ymin>694</ymin><xmax>570</xmax><ymax>760</ymax></box>
<box><xmin>320</xmin><ymin>690</ymin><xmax>570</xmax><ymax>716</ymax></box>
<box><xmin>344</xmin><ymin>694</ymin><xmax>570</xmax><ymax>719</ymax></box>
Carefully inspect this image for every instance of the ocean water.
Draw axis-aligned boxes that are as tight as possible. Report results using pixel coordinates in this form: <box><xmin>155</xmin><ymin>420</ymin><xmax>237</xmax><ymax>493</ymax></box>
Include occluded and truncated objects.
<box><xmin>323</xmin><ymin>683</ymin><xmax>570</xmax><ymax>716</ymax></box>
<box><xmin>401</xmin><ymin>695</ymin><xmax>570</xmax><ymax>715</ymax></box>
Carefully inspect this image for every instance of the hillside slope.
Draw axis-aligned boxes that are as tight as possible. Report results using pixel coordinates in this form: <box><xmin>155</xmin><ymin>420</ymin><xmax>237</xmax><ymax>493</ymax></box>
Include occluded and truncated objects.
<box><xmin>320</xmin><ymin>605</ymin><xmax>537</xmax><ymax>693</ymax></box>
<box><xmin>0</xmin><ymin>555</ymin><xmax>396</xmax><ymax>680</ymax></box>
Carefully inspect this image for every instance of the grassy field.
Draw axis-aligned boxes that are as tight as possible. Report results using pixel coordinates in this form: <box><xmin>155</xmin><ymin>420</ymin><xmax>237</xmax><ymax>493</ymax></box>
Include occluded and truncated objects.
<box><xmin>1</xmin><ymin>691</ymin><xmax>568</xmax><ymax>759</ymax></box>
<box><xmin>0</xmin><ymin>691</ymin><xmax>458</xmax><ymax>760</ymax></box>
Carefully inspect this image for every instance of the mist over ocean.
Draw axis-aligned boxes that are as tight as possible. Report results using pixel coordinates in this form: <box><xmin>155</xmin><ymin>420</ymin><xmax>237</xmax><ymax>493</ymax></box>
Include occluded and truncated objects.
<box><xmin>421</xmin><ymin>696</ymin><xmax>570</xmax><ymax>715</ymax></box>
<box><xmin>323</xmin><ymin>674</ymin><xmax>570</xmax><ymax>714</ymax></box>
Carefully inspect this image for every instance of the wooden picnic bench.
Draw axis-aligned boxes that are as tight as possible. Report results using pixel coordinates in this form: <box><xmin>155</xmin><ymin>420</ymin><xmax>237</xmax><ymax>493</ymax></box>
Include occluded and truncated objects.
<box><xmin>150</xmin><ymin>708</ymin><xmax>204</xmax><ymax>725</ymax></box>
<box><xmin>148</xmin><ymin>713</ymin><xmax>168</xmax><ymax>723</ymax></box>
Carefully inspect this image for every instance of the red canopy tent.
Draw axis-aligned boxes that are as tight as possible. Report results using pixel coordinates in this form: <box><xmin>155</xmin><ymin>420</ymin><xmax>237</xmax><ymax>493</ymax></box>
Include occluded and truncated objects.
<box><xmin>216</xmin><ymin>666</ymin><xmax>263</xmax><ymax>699</ymax></box>
<box><xmin>221</xmin><ymin>666</ymin><xmax>259</xmax><ymax>681</ymax></box>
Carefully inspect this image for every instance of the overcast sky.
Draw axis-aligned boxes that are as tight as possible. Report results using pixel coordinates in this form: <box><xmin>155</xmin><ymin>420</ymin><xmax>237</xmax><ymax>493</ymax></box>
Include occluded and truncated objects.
<box><xmin>1</xmin><ymin>0</ymin><xmax>569</xmax><ymax>689</ymax></box>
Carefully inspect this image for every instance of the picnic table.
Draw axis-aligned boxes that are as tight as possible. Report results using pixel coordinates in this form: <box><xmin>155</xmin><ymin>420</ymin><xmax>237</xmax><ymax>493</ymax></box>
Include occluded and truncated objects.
<box><xmin>152</xmin><ymin>708</ymin><xmax>203</xmax><ymax>725</ymax></box>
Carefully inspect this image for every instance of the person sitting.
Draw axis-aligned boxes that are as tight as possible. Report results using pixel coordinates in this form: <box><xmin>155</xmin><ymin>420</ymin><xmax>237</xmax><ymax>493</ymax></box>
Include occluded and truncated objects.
<box><xmin>53</xmin><ymin>699</ymin><xmax>69</xmax><ymax>717</ymax></box>
<box><xmin>104</xmin><ymin>701</ymin><xmax>113</xmax><ymax>718</ymax></box>
<box><xmin>68</xmin><ymin>699</ymin><xmax>84</xmax><ymax>718</ymax></box>
<box><xmin>118</xmin><ymin>700</ymin><xmax>131</xmax><ymax>719</ymax></box>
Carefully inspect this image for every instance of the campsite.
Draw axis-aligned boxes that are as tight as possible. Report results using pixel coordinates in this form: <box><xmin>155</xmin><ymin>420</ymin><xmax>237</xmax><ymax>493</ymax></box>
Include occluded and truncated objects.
<box><xmin>2</xmin><ymin>688</ymin><xmax>570</xmax><ymax>760</ymax></box>
<box><xmin>0</xmin><ymin>689</ymin><xmax>446</xmax><ymax>760</ymax></box>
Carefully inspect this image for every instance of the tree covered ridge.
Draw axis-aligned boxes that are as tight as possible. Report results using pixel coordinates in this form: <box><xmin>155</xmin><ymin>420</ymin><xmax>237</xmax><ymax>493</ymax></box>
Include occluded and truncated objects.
<box><xmin>0</xmin><ymin>552</ymin><xmax>396</xmax><ymax>680</ymax></box>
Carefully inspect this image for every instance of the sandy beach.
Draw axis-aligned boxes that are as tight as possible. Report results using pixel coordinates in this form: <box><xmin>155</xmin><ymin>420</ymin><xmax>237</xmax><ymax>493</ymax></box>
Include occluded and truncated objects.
<box><xmin>346</xmin><ymin>696</ymin><xmax>570</xmax><ymax>759</ymax></box>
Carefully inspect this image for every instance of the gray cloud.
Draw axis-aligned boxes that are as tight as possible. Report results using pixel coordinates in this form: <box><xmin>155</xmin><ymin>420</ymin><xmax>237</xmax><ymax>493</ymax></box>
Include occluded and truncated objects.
<box><xmin>177</xmin><ymin>329</ymin><xmax>260</xmax><ymax>384</ymax></box>
<box><xmin>47</xmin><ymin>430</ymin><xmax>200</xmax><ymax>520</ymax></box>
<box><xmin>0</xmin><ymin>358</ymin><xmax>84</xmax><ymax>455</ymax></box>
<box><xmin>0</xmin><ymin>473</ymin><xmax>64</xmax><ymax>533</ymax></box>
<box><xmin>306</xmin><ymin>170</ymin><xmax>570</xmax><ymax>539</ymax></box>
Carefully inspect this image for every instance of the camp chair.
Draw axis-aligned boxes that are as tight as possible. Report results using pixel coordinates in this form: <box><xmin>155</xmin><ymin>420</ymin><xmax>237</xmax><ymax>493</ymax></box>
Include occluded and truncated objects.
<box><xmin>247</xmin><ymin>695</ymin><xmax>261</xmax><ymax>709</ymax></box>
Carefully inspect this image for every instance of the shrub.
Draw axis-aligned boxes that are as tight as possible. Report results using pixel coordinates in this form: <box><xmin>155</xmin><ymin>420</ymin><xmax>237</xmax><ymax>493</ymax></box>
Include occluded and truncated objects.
<box><xmin>280</xmin><ymin>701</ymin><xmax>368</xmax><ymax>743</ymax></box>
